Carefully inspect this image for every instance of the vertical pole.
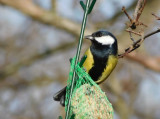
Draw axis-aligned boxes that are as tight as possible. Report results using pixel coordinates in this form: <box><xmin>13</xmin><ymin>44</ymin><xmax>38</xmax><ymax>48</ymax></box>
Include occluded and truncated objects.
<box><xmin>65</xmin><ymin>0</ymin><xmax>91</xmax><ymax>119</ymax></box>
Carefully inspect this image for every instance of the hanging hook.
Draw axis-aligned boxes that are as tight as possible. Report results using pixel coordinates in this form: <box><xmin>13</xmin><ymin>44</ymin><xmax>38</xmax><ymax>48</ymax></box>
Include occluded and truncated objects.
<box><xmin>80</xmin><ymin>0</ymin><xmax>96</xmax><ymax>14</ymax></box>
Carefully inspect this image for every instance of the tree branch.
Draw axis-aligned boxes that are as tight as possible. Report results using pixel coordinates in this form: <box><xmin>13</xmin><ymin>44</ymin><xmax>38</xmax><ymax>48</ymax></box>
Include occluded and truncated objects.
<box><xmin>118</xmin><ymin>29</ymin><xmax>160</xmax><ymax>58</ymax></box>
<box><xmin>0</xmin><ymin>0</ymin><xmax>93</xmax><ymax>36</ymax></box>
<box><xmin>152</xmin><ymin>13</ymin><xmax>160</xmax><ymax>20</ymax></box>
<box><xmin>0</xmin><ymin>41</ymin><xmax>77</xmax><ymax>80</ymax></box>
<box><xmin>122</xmin><ymin>0</ymin><xmax>147</xmax><ymax>29</ymax></box>
<box><xmin>1</xmin><ymin>0</ymin><xmax>160</xmax><ymax>79</ymax></box>
<box><xmin>126</xmin><ymin>52</ymin><xmax>160</xmax><ymax>72</ymax></box>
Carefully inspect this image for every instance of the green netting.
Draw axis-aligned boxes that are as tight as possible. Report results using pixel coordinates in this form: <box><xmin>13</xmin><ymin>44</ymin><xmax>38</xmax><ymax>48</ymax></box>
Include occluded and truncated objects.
<box><xmin>65</xmin><ymin>57</ymin><xmax>114</xmax><ymax>119</ymax></box>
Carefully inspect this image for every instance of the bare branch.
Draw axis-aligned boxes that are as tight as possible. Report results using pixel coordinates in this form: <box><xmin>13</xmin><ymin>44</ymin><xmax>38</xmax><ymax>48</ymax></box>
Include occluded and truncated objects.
<box><xmin>0</xmin><ymin>0</ymin><xmax>93</xmax><ymax>37</ymax></box>
<box><xmin>122</xmin><ymin>0</ymin><xmax>147</xmax><ymax>29</ymax></box>
<box><xmin>126</xmin><ymin>52</ymin><xmax>160</xmax><ymax>72</ymax></box>
<box><xmin>122</xmin><ymin>6</ymin><xmax>133</xmax><ymax>23</ymax></box>
<box><xmin>152</xmin><ymin>13</ymin><xmax>160</xmax><ymax>20</ymax></box>
<box><xmin>118</xmin><ymin>29</ymin><xmax>160</xmax><ymax>58</ymax></box>
<box><xmin>0</xmin><ymin>41</ymin><xmax>77</xmax><ymax>80</ymax></box>
<box><xmin>133</xmin><ymin>0</ymin><xmax>146</xmax><ymax>21</ymax></box>
<box><xmin>125</xmin><ymin>29</ymin><xmax>142</xmax><ymax>36</ymax></box>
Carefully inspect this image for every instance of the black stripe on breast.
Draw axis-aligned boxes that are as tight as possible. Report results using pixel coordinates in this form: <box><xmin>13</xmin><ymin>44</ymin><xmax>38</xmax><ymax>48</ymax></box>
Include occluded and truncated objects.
<box><xmin>88</xmin><ymin>47</ymin><xmax>109</xmax><ymax>81</ymax></box>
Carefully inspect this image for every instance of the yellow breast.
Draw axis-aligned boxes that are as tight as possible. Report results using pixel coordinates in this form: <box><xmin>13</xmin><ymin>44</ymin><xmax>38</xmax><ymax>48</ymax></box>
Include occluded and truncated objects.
<box><xmin>82</xmin><ymin>48</ymin><xmax>94</xmax><ymax>73</ymax></box>
<box><xmin>82</xmin><ymin>48</ymin><xmax>118</xmax><ymax>84</ymax></box>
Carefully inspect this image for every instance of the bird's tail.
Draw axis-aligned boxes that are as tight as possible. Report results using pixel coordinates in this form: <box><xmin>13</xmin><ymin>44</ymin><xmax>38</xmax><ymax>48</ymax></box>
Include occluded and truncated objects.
<box><xmin>53</xmin><ymin>86</ymin><xmax>66</xmax><ymax>106</ymax></box>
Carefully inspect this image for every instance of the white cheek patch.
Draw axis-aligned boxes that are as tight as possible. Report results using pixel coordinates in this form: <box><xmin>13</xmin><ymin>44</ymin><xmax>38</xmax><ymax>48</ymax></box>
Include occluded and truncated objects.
<box><xmin>95</xmin><ymin>35</ymin><xmax>115</xmax><ymax>45</ymax></box>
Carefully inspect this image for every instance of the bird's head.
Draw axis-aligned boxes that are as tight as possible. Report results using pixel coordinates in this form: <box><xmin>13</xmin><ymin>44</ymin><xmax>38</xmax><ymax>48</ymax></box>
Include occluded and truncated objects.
<box><xmin>85</xmin><ymin>30</ymin><xmax>118</xmax><ymax>54</ymax></box>
<box><xmin>85</xmin><ymin>30</ymin><xmax>117</xmax><ymax>46</ymax></box>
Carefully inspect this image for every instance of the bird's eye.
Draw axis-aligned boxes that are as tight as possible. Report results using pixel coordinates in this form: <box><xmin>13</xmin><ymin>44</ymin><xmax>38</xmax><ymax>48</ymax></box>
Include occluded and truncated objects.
<box><xmin>96</xmin><ymin>32</ymin><xmax>102</xmax><ymax>37</ymax></box>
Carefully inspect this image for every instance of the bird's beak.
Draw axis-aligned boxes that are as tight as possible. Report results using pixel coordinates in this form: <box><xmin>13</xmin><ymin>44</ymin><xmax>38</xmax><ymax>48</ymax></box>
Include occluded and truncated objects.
<box><xmin>84</xmin><ymin>35</ymin><xmax>93</xmax><ymax>40</ymax></box>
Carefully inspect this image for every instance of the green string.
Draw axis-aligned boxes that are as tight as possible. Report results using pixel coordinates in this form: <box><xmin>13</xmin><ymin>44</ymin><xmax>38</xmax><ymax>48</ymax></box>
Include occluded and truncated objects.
<box><xmin>80</xmin><ymin>0</ymin><xmax>96</xmax><ymax>14</ymax></box>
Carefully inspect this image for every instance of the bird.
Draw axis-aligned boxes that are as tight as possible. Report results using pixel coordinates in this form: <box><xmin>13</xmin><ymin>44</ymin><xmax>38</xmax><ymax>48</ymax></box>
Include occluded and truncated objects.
<box><xmin>53</xmin><ymin>30</ymin><xmax>118</xmax><ymax>106</ymax></box>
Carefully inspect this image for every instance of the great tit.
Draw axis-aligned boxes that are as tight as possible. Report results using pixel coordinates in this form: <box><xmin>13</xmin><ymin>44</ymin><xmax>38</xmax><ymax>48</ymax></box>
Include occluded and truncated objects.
<box><xmin>53</xmin><ymin>30</ymin><xmax>118</xmax><ymax>106</ymax></box>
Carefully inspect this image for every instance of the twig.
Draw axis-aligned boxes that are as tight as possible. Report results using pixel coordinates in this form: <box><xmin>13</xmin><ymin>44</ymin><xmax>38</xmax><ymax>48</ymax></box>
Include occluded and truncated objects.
<box><xmin>122</xmin><ymin>6</ymin><xmax>133</xmax><ymax>23</ymax></box>
<box><xmin>120</xmin><ymin>0</ymin><xmax>150</xmax><ymax>58</ymax></box>
<box><xmin>129</xmin><ymin>31</ymin><xmax>136</xmax><ymax>42</ymax></box>
<box><xmin>122</xmin><ymin>0</ymin><xmax>147</xmax><ymax>29</ymax></box>
<box><xmin>133</xmin><ymin>0</ymin><xmax>146</xmax><ymax>21</ymax></box>
<box><xmin>118</xmin><ymin>29</ymin><xmax>160</xmax><ymax>58</ymax></box>
<box><xmin>126</xmin><ymin>29</ymin><xmax>142</xmax><ymax>36</ymax></box>
<box><xmin>152</xmin><ymin>13</ymin><xmax>160</xmax><ymax>20</ymax></box>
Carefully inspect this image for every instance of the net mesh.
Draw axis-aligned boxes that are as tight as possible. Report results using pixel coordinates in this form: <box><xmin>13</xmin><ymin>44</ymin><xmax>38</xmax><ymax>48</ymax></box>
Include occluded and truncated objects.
<box><xmin>65</xmin><ymin>57</ymin><xmax>113</xmax><ymax>119</ymax></box>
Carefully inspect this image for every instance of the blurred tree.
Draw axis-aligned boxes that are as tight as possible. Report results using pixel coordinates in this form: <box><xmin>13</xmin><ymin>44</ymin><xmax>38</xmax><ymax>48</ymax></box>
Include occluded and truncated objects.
<box><xmin>0</xmin><ymin>0</ymin><xmax>160</xmax><ymax>119</ymax></box>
